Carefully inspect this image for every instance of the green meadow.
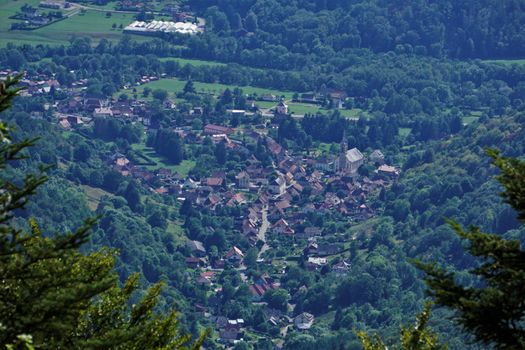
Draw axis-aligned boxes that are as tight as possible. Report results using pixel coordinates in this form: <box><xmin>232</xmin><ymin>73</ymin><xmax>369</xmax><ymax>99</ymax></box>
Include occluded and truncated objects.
<box><xmin>484</xmin><ymin>59</ymin><xmax>525</xmax><ymax>66</ymax></box>
<box><xmin>0</xmin><ymin>0</ymin><xmax>150</xmax><ymax>46</ymax></box>
<box><xmin>131</xmin><ymin>142</ymin><xmax>195</xmax><ymax>177</ymax></box>
<box><xmin>158</xmin><ymin>57</ymin><xmax>226</xmax><ymax>67</ymax></box>
<box><xmin>125</xmin><ymin>78</ymin><xmax>295</xmax><ymax>99</ymax></box>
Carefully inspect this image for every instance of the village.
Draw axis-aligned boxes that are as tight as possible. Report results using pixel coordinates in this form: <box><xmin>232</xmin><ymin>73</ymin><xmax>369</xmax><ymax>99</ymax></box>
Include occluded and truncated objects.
<box><xmin>2</xmin><ymin>67</ymin><xmax>400</xmax><ymax>347</ymax></box>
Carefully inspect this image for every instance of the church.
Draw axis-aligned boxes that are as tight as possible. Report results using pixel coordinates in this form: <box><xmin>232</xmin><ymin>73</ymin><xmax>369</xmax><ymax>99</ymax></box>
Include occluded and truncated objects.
<box><xmin>333</xmin><ymin>131</ymin><xmax>364</xmax><ymax>175</ymax></box>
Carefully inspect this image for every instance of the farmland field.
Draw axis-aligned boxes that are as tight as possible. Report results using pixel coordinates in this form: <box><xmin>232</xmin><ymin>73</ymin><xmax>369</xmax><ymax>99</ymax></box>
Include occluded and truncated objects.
<box><xmin>0</xmin><ymin>0</ymin><xmax>152</xmax><ymax>46</ymax></box>
<box><xmin>124</xmin><ymin>78</ymin><xmax>295</xmax><ymax>100</ymax></box>
<box><xmin>158</xmin><ymin>57</ymin><xmax>226</xmax><ymax>67</ymax></box>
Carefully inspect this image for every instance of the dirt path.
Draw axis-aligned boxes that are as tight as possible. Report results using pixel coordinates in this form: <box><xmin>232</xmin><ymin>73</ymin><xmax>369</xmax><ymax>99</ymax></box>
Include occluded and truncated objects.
<box><xmin>68</xmin><ymin>2</ymin><xmax>141</xmax><ymax>14</ymax></box>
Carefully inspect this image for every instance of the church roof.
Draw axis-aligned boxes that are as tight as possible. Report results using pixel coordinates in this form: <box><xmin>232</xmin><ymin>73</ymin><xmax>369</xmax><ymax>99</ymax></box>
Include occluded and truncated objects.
<box><xmin>346</xmin><ymin>148</ymin><xmax>364</xmax><ymax>163</ymax></box>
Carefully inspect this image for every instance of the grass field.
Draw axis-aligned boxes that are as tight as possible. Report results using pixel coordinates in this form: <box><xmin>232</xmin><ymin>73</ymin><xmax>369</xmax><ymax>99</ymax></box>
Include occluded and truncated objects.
<box><xmin>0</xmin><ymin>0</ymin><xmax>151</xmax><ymax>46</ymax></box>
<box><xmin>287</xmin><ymin>102</ymin><xmax>369</xmax><ymax>119</ymax></box>
<box><xmin>132</xmin><ymin>142</ymin><xmax>195</xmax><ymax>176</ymax></box>
<box><xmin>484</xmin><ymin>59</ymin><xmax>525</xmax><ymax>66</ymax></box>
<box><xmin>158</xmin><ymin>57</ymin><xmax>226</xmax><ymax>67</ymax></box>
<box><xmin>82</xmin><ymin>184</ymin><xmax>113</xmax><ymax>211</ymax></box>
<box><xmin>125</xmin><ymin>78</ymin><xmax>295</xmax><ymax>100</ymax></box>
<box><xmin>463</xmin><ymin>116</ymin><xmax>479</xmax><ymax>125</ymax></box>
<box><xmin>399</xmin><ymin>127</ymin><xmax>412</xmax><ymax>137</ymax></box>
<box><xmin>287</xmin><ymin>102</ymin><xmax>321</xmax><ymax>115</ymax></box>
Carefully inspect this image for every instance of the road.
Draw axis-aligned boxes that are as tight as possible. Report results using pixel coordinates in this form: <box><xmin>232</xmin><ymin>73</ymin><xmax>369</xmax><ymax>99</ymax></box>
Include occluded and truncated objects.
<box><xmin>257</xmin><ymin>205</ymin><xmax>269</xmax><ymax>259</ymax></box>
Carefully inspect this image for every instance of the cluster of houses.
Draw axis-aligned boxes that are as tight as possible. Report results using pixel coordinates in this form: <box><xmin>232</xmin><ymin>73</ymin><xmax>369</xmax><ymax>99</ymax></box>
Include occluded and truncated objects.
<box><xmin>6</xmin><ymin>68</ymin><xmax>401</xmax><ymax>347</ymax></box>
<box><xmin>104</xmin><ymin>124</ymin><xmax>399</xmax><ymax>344</ymax></box>
<box><xmin>11</xmin><ymin>2</ymin><xmax>65</xmax><ymax>29</ymax></box>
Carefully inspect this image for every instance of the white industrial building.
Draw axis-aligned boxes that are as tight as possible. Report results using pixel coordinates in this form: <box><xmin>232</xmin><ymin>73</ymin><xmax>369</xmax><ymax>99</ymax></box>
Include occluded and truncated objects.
<box><xmin>124</xmin><ymin>20</ymin><xmax>200</xmax><ymax>35</ymax></box>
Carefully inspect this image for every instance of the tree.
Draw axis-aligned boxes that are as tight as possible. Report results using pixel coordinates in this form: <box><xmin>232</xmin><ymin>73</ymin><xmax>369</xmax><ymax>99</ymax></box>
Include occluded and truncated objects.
<box><xmin>73</xmin><ymin>142</ymin><xmax>91</xmax><ymax>162</ymax></box>
<box><xmin>123</xmin><ymin>180</ymin><xmax>141</xmax><ymax>211</ymax></box>
<box><xmin>243</xmin><ymin>247</ymin><xmax>258</xmax><ymax>267</ymax></box>
<box><xmin>0</xmin><ymin>76</ymin><xmax>206</xmax><ymax>349</ymax></box>
<box><xmin>152</xmin><ymin>89</ymin><xmax>168</xmax><ymax>101</ymax></box>
<box><xmin>214</xmin><ymin>140</ymin><xmax>226</xmax><ymax>165</ymax></box>
<box><xmin>183</xmin><ymin>80</ymin><xmax>196</xmax><ymax>94</ymax></box>
<box><xmin>245</xmin><ymin>11</ymin><xmax>258</xmax><ymax>32</ymax></box>
<box><xmin>415</xmin><ymin>150</ymin><xmax>525</xmax><ymax>350</ymax></box>
<box><xmin>263</xmin><ymin>289</ymin><xmax>289</xmax><ymax>312</ymax></box>
<box><xmin>358</xmin><ymin>302</ymin><xmax>446</xmax><ymax>350</ymax></box>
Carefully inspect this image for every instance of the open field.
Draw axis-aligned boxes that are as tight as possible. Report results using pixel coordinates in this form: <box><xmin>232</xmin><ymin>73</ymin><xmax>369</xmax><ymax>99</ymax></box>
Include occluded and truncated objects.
<box><xmin>132</xmin><ymin>142</ymin><xmax>195</xmax><ymax>176</ymax></box>
<box><xmin>399</xmin><ymin>127</ymin><xmax>412</xmax><ymax>137</ymax></box>
<box><xmin>158</xmin><ymin>57</ymin><xmax>226</xmax><ymax>67</ymax></box>
<box><xmin>484</xmin><ymin>59</ymin><xmax>525</xmax><ymax>66</ymax></box>
<box><xmin>82</xmin><ymin>184</ymin><xmax>113</xmax><ymax>211</ymax></box>
<box><xmin>0</xmin><ymin>0</ymin><xmax>152</xmax><ymax>46</ymax></box>
<box><xmin>287</xmin><ymin>102</ymin><xmax>322</xmax><ymax>115</ymax></box>
<box><xmin>124</xmin><ymin>78</ymin><xmax>295</xmax><ymax>100</ymax></box>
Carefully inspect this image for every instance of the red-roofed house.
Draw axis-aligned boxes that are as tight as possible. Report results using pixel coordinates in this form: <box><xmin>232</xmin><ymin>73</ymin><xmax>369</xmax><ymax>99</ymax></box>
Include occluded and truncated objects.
<box><xmin>225</xmin><ymin>246</ymin><xmax>244</xmax><ymax>266</ymax></box>
<box><xmin>204</xmin><ymin>124</ymin><xmax>233</xmax><ymax>135</ymax></box>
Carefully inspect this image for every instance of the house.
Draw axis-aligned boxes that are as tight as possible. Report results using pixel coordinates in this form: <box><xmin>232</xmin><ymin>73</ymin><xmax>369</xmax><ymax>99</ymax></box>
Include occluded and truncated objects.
<box><xmin>154</xmin><ymin>187</ymin><xmax>168</xmax><ymax>195</ymax></box>
<box><xmin>227</xmin><ymin>319</ymin><xmax>245</xmax><ymax>330</ymax></box>
<box><xmin>269</xmin><ymin>174</ymin><xmax>287</xmax><ymax>196</ymax></box>
<box><xmin>183</xmin><ymin>178</ymin><xmax>199</xmax><ymax>189</ymax></box>
<box><xmin>303</xmin><ymin>241</ymin><xmax>318</xmax><ymax>256</ymax></box>
<box><xmin>315</xmin><ymin>156</ymin><xmax>334</xmax><ymax>172</ymax></box>
<box><xmin>187</xmin><ymin>240</ymin><xmax>206</xmax><ymax>257</ymax></box>
<box><xmin>196</xmin><ymin>276</ymin><xmax>213</xmax><ymax>286</ymax></box>
<box><xmin>39</xmin><ymin>1</ymin><xmax>64</xmax><ymax>9</ymax></box>
<box><xmin>306</xmin><ymin>257</ymin><xmax>327</xmax><ymax>270</ymax></box>
<box><xmin>249</xmin><ymin>284</ymin><xmax>271</xmax><ymax>300</ymax></box>
<box><xmin>249</xmin><ymin>274</ymin><xmax>277</xmax><ymax>300</ymax></box>
<box><xmin>185</xmin><ymin>257</ymin><xmax>202</xmax><ymax>268</ymax></box>
<box><xmin>272</xmin><ymin>218</ymin><xmax>294</xmax><ymax>236</ymax></box>
<box><xmin>266</xmin><ymin>137</ymin><xmax>286</xmax><ymax>160</ymax></box>
<box><xmin>21</xmin><ymin>4</ymin><xmax>38</xmax><ymax>18</ymax></box>
<box><xmin>369</xmin><ymin>149</ymin><xmax>385</xmax><ymax>164</ymax></box>
<box><xmin>296</xmin><ymin>226</ymin><xmax>322</xmax><ymax>239</ymax></box>
<box><xmin>377</xmin><ymin>165</ymin><xmax>399</xmax><ymax>177</ymax></box>
<box><xmin>225</xmin><ymin>246</ymin><xmax>244</xmax><ymax>266</ymax></box>
<box><xmin>212</xmin><ymin>259</ymin><xmax>225</xmax><ymax>269</ymax></box>
<box><xmin>242</xmin><ymin>217</ymin><xmax>258</xmax><ymax>237</ymax></box>
<box><xmin>112</xmin><ymin>101</ymin><xmax>133</xmax><ymax>117</ymax></box>
<box><xmin>294</xmin><ymin>312</ymin><xmax>314</xmax><ymax>330</ymax></box>
<box><xmin>204</xmin><ymin>124</ymin><xmax>233</xmax><ymax>135</ymax></box>
<box><xmin>93</xmin><ymin>107</ymin><xmax>113</xmax><ymax>118</ymax></box>
<box><xmin>328</xmin><ymin>90</ymin><xmax>347</xmax><ymax>109</ymax></box>
<box><xmin>114</xmin><ymin>156</ymin><xmax>130</xmax><ymax>167</ymax></box>
<box><xmin>235</xmin><ymin>171</ymin><xmax>250</xmax><ymax>188</ymax></box>
<box><xmin>261</xmin><ymin>93</ymin><xmax>277</xmax><ymax>102</ymax></box>
<box><xmin>84</xmin><ymin>98</ymin><xmax>102</xmax><ymax>112</ymax></box>
<box><xmin>227</xmin><ymin>109</ymin><xmax>246</xmax><ymax>118</ymax></box>
<box><xmin>298</xmin><ymin>93</ymin><xmax>319</xmax><ymax>104</ymax></box>
<box><xmin>332</xmin><ymin>261</ymin><xmax>350</xmax><ymax>275</ymax></box>
<box><xmin>206</xmin><ymin>177</ymin><xmax>224</xmax><ymax>187</ymax></box>
<box><xmin>192</xmin><ymin>107</ymin><xmax>204</xmax><ymax>116</ymax></box>
<box><xmin>275</xmin><ymin>100</ymin><xmax>288</xmax><ymax>115</ymax></box>
<box><xmin>66</xmin><ymin>115</ymin><xmax>83</xmax><ymax>127</ymax></box>
<box><xmin>204</xmin><ymin>193</ymin><xmax>221</xmax><ymax>208</ymax></box>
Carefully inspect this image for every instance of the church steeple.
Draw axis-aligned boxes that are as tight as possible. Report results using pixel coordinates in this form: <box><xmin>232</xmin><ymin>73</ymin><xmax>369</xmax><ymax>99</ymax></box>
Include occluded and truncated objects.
<box><xmin>340</xmin><ymin>130</ymin><xmax>348</xmax><ymax>154</ymax></box>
